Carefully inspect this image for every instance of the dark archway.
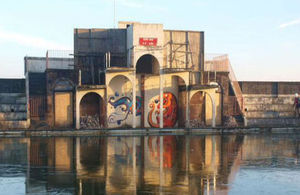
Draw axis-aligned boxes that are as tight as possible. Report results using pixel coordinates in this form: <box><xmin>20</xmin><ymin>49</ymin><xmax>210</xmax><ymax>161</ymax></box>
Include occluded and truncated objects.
<box><xmin>80</xmin><ymin>92</ymin><xmax>104</xmax><ymax>129</ymax></box>
<box><xmin>136</xmin><ymin>54</ymin><xmax>159</xmax><ymax>74</ymax></box>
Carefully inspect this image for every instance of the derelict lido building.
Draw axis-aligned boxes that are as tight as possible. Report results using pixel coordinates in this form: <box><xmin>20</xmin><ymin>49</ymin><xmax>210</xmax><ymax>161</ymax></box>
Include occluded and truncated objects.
<box><xmin>24</xmin><ymin>21</ymin><xmax>232</xmax><ymax>130</ymax></box>
<box><xmin>20</xmin><ymin>21</ymin><xmax>251</xmax><ymax>130</ymax></box>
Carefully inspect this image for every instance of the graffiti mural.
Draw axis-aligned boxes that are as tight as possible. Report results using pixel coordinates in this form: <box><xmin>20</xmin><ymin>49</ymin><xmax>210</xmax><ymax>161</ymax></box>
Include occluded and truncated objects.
<box><xmin>148</xmin><ymin>92</ymin><xmax>178</xmax><ymax>128</ymax></box>
<box><xmin>108</xmin><ymin>92</ymin><xmax>142</xmax><ymax>125</ymax></box>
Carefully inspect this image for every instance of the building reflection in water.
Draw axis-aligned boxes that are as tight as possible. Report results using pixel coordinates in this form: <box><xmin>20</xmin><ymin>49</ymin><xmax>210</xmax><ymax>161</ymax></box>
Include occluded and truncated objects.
<box><xmin>0</xmin><ymin>134</ymin><xmax>299</xmax><ymax>194</ymax></box>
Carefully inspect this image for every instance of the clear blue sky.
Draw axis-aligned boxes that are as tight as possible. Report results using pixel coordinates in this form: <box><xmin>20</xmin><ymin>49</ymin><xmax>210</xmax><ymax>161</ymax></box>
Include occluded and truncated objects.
<box><xmin>0</xmin><ymin>0</ymin><xmax>299</xmax><ymax>81</ymax></box>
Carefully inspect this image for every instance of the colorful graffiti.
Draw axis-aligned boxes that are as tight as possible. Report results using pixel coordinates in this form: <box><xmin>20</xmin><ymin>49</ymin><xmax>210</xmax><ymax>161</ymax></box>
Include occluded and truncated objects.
<box><xmin>148</xmin><ymin>92</ymin><xmax>177</xmax><ymax>128</ymax></box>
<box><xmin>108</xmin><ymin>93</ymin><xmax>142</xmax><ymax>125</ymax></box>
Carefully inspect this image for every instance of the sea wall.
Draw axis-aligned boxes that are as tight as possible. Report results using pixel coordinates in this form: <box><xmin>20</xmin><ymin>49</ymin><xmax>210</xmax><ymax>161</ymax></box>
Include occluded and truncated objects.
<box><xmin>239</xmin><ymin>81</ymin><xmax>300</xmax><ymax>126</ymax></box>
<box><xmin>0</xmin><ymin>79</ymin><xmax>29</xmax><ymax>129</ymax></box>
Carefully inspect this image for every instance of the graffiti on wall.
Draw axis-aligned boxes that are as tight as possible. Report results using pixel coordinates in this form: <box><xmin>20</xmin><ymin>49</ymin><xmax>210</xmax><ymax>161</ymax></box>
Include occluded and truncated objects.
<box><xmin>148</xmin><ymin>92</ymin><xmax>177</xmax><ymax>128</ymax></box>
<box><xmin>108</xmin><ymin>92</ymin><xmax>142</xmax><ymax>125</ymax></box>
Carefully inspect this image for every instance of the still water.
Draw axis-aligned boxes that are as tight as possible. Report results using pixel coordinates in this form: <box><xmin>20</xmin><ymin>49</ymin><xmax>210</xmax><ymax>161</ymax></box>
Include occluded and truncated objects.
<box><xmin>0</xmin><ymin>134</ymin><xmax>299</xmax><ymax>195</ymax></box>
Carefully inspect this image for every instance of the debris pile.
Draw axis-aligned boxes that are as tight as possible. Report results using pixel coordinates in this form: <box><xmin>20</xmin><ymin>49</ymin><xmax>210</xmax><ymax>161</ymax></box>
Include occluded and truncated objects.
<box><xmin>80</xmin><ymin>115</ymin><xmax>101</xmax><ymax>129</ymax></box>
<box><xmin>187</xmin><ymin>119</ymin><xmax>206</xmax><ymax>128</ymax></box>
<box><xmin>224</xmin><ymin>116</ymin><xmax>238</xmax><ymax>128</ymax></box>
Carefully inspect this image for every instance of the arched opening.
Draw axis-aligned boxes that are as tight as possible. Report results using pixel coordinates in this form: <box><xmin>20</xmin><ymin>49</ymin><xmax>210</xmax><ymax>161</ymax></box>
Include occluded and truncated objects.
<box><xmin>108</xmin><ymin>75</ymin><xmax>139</xmax><ymax>128</ymax></box>
<box><xmin>136</xmin><ymin>54</ymin><xmax>159</xmax><ymax>74</ymax></box>
<box><xmin>108</xmin><ymin>75</ymin><xmax>132</xmax><ymax>94</ymax></box>
<box><xmin>80</xmin><ymin>92</ymin><xmax>104</xmax><ymax>129</ymax></box>
<box><xmin>189</xmin><ymin>90</ymin><xmax>217</xmax><ymax>127</ymax></box>
<box><xmin>189</xmin><ymin>91</ymin><xmax>206</xmax><ymax>127</ymax></box>
<box><xmin>54</xmin><ymin>78</ymin><xmax>74</xmax><ymax>91</ymax></box>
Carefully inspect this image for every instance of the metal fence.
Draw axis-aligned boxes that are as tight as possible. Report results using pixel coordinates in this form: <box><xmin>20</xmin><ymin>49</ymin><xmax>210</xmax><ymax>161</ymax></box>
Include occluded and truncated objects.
<box><xmin>46</xmin><ymin>50</ymin><xmax>74</xmax><ymax>69</ymax></box>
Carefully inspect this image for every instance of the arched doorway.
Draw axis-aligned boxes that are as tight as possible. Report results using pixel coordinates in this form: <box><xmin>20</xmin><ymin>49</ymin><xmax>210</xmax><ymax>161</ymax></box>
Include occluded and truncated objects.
<box><xmin>189</xmin><ymin>90</ymin><xmax>217</xmax><ymax>127</ymax></box>
<box><xmin>107</xmin><ymin>75</ymin><xmax>140</xmax><ymax>128</ymax></box>
<box><xmin>189</xmin><ymin>91</ymin><xmax>206</xmax><ymax>127</ymax></box>
<box><xmin>136</xmin><ymin>54</ymin><xmax>160</xmax><ymax>74</ymax></box>
<box><xmin>80</xmin><ymin>92</ymin><xmax>104</xmax><ymax>129</ymax></box>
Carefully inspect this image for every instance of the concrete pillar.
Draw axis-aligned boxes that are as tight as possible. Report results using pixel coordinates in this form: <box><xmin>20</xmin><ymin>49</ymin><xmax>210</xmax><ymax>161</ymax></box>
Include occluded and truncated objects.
<box><xmin>159</xmin><ymin>136</ymin><xmax>164</xmax><ymax>193</ymax></box>
<box><xmin>212</xmin><ymin>95</ymin><xmax>216</xmax><ymax>128</ymax></box>
<box><xmin>185</xmin><ymin>86</ymin><xmax>190</xmax><ymax>128</ymax></box>
<box><xmin>159</xmin><ymin>72</ymin><xmax>164</xmax><ymax>128</ymax></box>
<box><xmin>132</xmin><ymin>137</ymin><xmax>137</xmax><ymax>194</ymax></box>
<box><xmin>185</xmin><ymin>135</ymin><xmax>190</xmax><ymax>171</ymax></box>
<box><xmin>133</xmin><ymin>73</ymin><xmax>136</xmax><ymax>128</ymax></box>
<box><xmin>206</xmin><ymin>92</ymin><xmax>216</xmax><ymax>128</ymax></box>
<box><xmin>76</xmin><ymin>138</ymin><xmax>82</xmax><ymax>195</ymax></box>
<box><xmin>244</xmin><ymin>116</ymin><xmax>248</xmax><ymax>127</ymax></box>
<box><xmin>76</xmin><ymin>92</ymin><xmax>80</xmax><ymax>129</ymax></box>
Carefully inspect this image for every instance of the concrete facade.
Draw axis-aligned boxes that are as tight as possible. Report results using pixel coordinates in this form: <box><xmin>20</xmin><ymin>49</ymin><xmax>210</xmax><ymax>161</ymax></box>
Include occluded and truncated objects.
<box><xmin>2</xmin><ymin>22</ymin><xmax>234</xmax><ymax>130</ymax></box>
<box><xmin>72</xmin><ymin>22</ymin><xmax>220</xmax><ymax>129</ymax></box>
<box><xmin>240</xmin><ymin>81</ymin><xmax>300</xmax><ymax>126</ymax></box>
<box><xmin>0</xmin><ymin>79</ymin><xmax>29</xmax><ymax>129</ymax></box>
<box><xmin>1</xmin><ymin>22</ymin><xmax>299</xmax><ymax>130</ymax></box>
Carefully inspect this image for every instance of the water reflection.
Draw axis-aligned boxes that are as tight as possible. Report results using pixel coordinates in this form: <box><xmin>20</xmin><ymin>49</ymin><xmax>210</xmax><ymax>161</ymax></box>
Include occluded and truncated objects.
<box><xmin>0</xmin><ymin>134</ymin><xmax>299</xmax><ymax>194</ymax></box>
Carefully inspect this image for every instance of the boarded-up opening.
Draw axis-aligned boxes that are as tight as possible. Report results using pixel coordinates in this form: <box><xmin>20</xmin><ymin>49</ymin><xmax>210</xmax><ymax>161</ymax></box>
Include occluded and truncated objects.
<box><xmin>136</xmin><ymin>54</ymin><xmax>159</xmax><ymax>74</ymax></box>
<box><xmin>190</xmin><ymin>91</ymin><xmax>205</xmax><ymax>126</ymax></box>
<box><xmin>54</xmin><ymin>92</ymin><xmax>73</xmax><ymax>128</ymax></box>
<box><xmin>80</xmin><ymin>92</ymin><xmax>104</xmax><ymax>129</ymax></box>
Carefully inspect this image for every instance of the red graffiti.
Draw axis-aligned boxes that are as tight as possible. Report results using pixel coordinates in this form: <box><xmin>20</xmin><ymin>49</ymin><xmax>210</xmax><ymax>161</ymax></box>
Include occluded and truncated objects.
<box><xmin>148</xmin><ymin>92</ymin><xmax>177</xmax><ymax>128</ymax></box>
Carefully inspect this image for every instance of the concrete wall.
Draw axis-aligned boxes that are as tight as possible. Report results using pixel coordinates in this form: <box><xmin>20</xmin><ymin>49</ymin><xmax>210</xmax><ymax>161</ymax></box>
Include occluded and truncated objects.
<box><xmin>74</xmin><ymin>28</ymin><xmax>127</xmax><ymax>84</ymax></box>
<box><xmin>107</xmin><ymin>74</ymin><xmax>139</xmax><ymax>128</ymax></box>
<box><xmin>74</xmin><ymin>28</ymin><xmax>127</xmax><ymax>55</ymax></box>
<box><xmin>0</xmin><ymin>79</ymin><xmax>28</xmax><ymax>129</ymax></box>
<box><xmin>0</xmin><ymin>79</ymin><xmax>25</xmax><ymax>93</ymax></box>
<box><xmin>25</xmin><ymin>57</ymin><xmax>73</xmax><ymax>73</ymax></box>
<box><xmin>239</xmin><ymin>81</ymin><xmax>300</xmax><ymax>126</ymax></box>
<box><xmin>144</xmin><ymin>74</ymin><xmax>179</xmax><ymax>128</ymax></box>
<box><xmin>163</xmin><ymin>30</ymin><xmax>204</xmax><ymax>85</ymax></box>
<box><xmin>163</xmin><ymin>30</ymin><xmax>204</xmax><ymax>71</ymax></box>
<box><xmin>45</xmin><ymin>70</ymin><xmax>77</xmax><ymax>128</ymax></box>
<box><xmin>75</xmin><ymin>23</ymin><xmax>204</xmax><ymax>85</ymax></box>
<box><xmin>106</xmin><ymin>72</ymin><xmax>185</xmax><ymax>128</ymax></box>
<box><xmin>239</xmin><ymin>81</ymin><xmax>300</xmax><ymax>95</ymax></box>
<box><xmin>130</xmin><ymin>23</ymin><xmax>164</xmax><ymax>70</ymax></box>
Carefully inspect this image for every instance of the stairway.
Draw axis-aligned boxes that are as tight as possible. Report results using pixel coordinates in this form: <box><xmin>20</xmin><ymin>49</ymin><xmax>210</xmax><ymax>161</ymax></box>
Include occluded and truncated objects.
<box><xmin>0</xmin><ymin>93</ymin><xmax>29</xmax><ymax>129</ymax></box>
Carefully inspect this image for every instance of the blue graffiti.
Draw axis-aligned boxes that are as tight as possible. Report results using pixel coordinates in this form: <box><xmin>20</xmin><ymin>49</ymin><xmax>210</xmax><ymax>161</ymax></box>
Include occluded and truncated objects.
<box><xmin>108</xmin><ymin>96</ymin><xmax>142</xmax><ymax>125</ymax></box>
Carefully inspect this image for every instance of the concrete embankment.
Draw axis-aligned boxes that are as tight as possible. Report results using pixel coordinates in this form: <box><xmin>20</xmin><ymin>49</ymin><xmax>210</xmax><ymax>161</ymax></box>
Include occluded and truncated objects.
<box><xmin>1</xmin><ymin>127</ymin><xmax>300</xmax><ymax>137</ymax></box>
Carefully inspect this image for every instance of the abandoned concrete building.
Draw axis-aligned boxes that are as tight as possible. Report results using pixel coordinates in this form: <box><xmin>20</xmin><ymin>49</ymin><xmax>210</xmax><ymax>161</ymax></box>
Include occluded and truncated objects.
<box><xmin>1</xmin><ymin>21</ymin><xmax>299</xmax><ymax>130</ymax></box>
<box><xmin>25</xmin><ymin>21</ymin><xmax>230</xmax><ymax>129</ymax></box>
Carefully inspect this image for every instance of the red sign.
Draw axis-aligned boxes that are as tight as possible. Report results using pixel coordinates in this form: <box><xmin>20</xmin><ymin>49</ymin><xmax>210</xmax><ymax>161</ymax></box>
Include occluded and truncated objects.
<box><xmin>139</xmin><ymin>38</ymin><xmax>158</xmax><ymax>46</ymax></box>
